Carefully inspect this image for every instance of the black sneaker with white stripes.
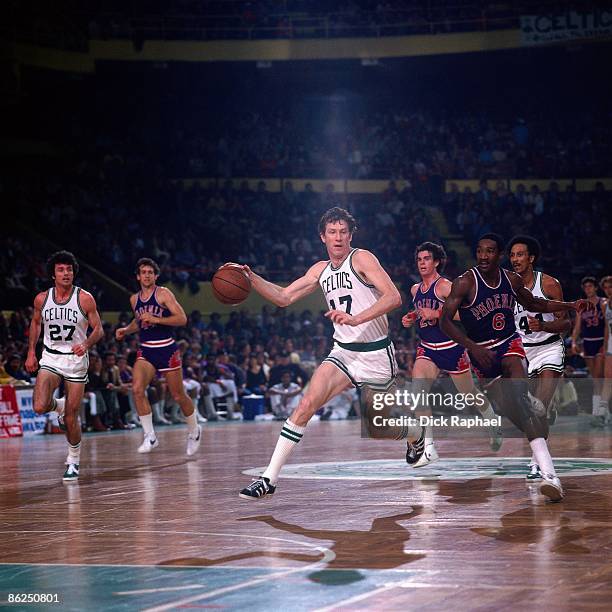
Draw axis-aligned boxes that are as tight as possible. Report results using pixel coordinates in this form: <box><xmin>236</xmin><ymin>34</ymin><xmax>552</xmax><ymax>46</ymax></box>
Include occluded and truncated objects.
<box><xmin>406</xmin><ymin>432</ymin><xmax>425</xmax><ymax>465</ymax></box>
<box><xmin>239</xmin><ymin>476</ymin><xmax>276</xmax><ymax>500</ymax></box>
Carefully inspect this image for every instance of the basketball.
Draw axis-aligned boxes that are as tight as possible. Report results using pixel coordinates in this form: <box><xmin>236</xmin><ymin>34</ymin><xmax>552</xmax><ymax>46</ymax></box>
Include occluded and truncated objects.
<box><xmin>212</xmin><ymin>264</ymin><xmax>251</xmax><ymax>304</ymax></box>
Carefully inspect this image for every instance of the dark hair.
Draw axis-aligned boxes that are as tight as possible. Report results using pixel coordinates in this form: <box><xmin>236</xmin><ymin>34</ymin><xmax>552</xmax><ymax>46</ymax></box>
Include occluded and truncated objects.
<box><xmin>415</xmin><ymin>242</ymin><xmax>447</xmax><ymax>273</ymax></box>
<box><xmin>477</xmin><ymin>233</ymin><xmax>504</xmax><ymax>253</ymax></box>
<box><xmin>135</xmin><ymin>257</ymin><xmax>160</xmax><ymax>275</ymax></box>
<box><xmin>318</xmin><ymin>207</ymin><xmax>357</xmax><ymax>235</ymax></box>
<box><xmin>46</xmin><ymin>250</ymin><xmax>79</xmax><ymax>279</ymax></box>
<box><xmin>507</xmin><ymin>235</ymin><xmax>541</xmax><ymax>265</ymax></box>
<box><xmin>581</xmin><ymin>276</ymin><xmax>597</xmax><ymax>286</ymax></box>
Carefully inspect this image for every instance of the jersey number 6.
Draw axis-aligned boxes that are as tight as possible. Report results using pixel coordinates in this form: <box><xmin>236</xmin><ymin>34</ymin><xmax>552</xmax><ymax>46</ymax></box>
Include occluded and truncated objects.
<box><xmin>492</xmin><ymin>313</ymin><xmax>505</xmax><ymax>331</ymax></box>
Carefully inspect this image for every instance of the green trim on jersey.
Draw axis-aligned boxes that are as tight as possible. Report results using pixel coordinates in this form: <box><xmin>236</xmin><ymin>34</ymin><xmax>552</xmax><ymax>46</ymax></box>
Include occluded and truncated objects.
<box><xmin>348</xmin><ymin>249</ymin><xmax>375</xmax><ymax>288</ymax></box>
<box><xmin>76</xmin><ymin>288</ymin><xmax>89</xmax><ymax>320</ymax></box>
<box><xmin>335</xmin><ymin>337</ymin><xmax>391</xmax><ymax>352</ymax></box>
<box><xmin>52</xmin><ymin>285</ymin><xmax>76</xmax><ymax>306</ymax></box>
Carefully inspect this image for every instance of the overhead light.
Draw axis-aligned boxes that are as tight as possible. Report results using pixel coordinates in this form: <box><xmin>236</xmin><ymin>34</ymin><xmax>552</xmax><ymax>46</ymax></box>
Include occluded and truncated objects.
<box><xmin>361</xmin><ymin>58</ymin><xmax>379</xmax><ymax>66</ymax></box>
<box><xmin>256</xmin><ymin>61</ymin><xmax>272</xmax><ymax>69</ymax></box>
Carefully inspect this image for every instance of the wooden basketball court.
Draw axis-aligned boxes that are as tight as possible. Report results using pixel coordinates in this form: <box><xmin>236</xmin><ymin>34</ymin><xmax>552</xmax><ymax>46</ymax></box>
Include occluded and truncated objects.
<box><xmin>2</xmin><ymin>419</ymin><xmax>612</xmax><ymax>610</ymax></box>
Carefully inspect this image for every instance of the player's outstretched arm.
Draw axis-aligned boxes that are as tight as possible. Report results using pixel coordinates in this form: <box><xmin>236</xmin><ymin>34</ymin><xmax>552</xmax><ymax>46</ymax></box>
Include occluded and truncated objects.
<box><xmin>508</xmin><ymin>271</ymin><xmax>589</xmax><ymax>315</ymax></box>
<box><xmin>327</xmin><ymin>250</ymin><xmax>401</xmax><ymax>327</ymax></box>
<box><xmin>235</xmin><ymin>261</ymin><xmax>327</xmax><ymax>308</ymax></box>
<box><xmin>73</xmin><ymin>291</ymin><xmax>104</xmax><ymax>357</ymax></box>
<box><xmin>147</xmin><ymin>287</ymin><xmax>188</xmax><ymax>327</ymax></box>
<box><xmin>25</xmin><ymin>292</ymin><xmax>46</xmax><ymax>373</ymax></box>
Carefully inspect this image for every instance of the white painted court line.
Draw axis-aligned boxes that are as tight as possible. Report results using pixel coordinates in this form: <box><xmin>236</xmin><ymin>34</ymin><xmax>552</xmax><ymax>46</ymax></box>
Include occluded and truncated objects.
<box><xmin>114</xmin><ymin>584</ymin><xmax>205</xmax><ymax>595</ymax></box>
<box><xmin>313</xmin><ymin>583</ymin><xmax>401</xmax><ymax>612</ymax></box>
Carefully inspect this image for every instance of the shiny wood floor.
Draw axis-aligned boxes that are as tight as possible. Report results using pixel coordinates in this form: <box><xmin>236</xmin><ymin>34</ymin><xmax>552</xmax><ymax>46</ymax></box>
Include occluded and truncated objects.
<box><xmin>1</xmin><ymin>419</ymin><xmax>612</xmax><ymax>611</ymax></box>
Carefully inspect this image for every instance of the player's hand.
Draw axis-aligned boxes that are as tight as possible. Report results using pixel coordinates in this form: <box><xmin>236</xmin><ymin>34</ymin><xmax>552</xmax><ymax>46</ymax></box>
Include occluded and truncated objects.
<box><xmin>139</xmin><ymin>312</ymin><xmax>158</xmax><ymax>325</ymax></box>
<box><xmin>25</xmin><ymin>353</ymin><xmax>38</xmax><ymax>373</ymax></box>
<box><xmin>527</xmin><ymin>316</ymin><xmax>544</xmax><ymax>332</ymax></box>
<box><xmin>470</xmin><ymin>345</ymin><xmax>496</xmax><ymax>370</ymax></box>
<box><xmin>325</xmin><ymin>310</ymin><xmax>359</xmax><ymax>326</ymax></box>
<box><xmin>402</xmin><ymin>311</ymin><xmax>417</xmax><ymax>328</ymax></box>
<box><xmin>115</xmin><ymin>327</ymin><xmax>127</xmax><ymax>341</ymax></box>
<box><xmin>573</xmin><ymin>299</ymin><xmax>591</xmax><ymax>313</ymax></box>
<box><xmin>223</xmin><ymin>262</ymin><xmax>252</xmax><ymax>279</ymax></box>
<box><xmin>418</xmin><ymin>307</ymin><xmax>439</xmax><ymax>322</ymax></box>
<box><xmin>73</xmin><ymin>343</ymin><xmax>88</xmax><ymax>357</ymax></box>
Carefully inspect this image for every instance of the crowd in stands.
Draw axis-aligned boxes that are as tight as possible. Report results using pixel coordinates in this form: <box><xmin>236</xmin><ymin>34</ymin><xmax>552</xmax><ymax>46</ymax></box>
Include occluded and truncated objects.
<box><xmin>94</xmin><ymin>106</ymin><xmax>612</xmax><ymax>181</ymax></box>
<box><xmin>445</xmin><ymin>179</ymin><xmax>609</xmax><ymax>291</ymax></box>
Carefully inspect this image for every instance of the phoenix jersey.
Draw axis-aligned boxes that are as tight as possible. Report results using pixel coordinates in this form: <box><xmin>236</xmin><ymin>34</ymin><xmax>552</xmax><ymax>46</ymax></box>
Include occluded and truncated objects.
<box><xmin>459</xmin><ymin>267</ymin><xmax>517</xmax><ymax>343</ymax></box>
<box><xmin>135</xmin><ymin>287</ymin><xmax>174</xmax><ymax>346</ymax></box>
<box><xmin>413</xmin><ymin>276</ymin><xmax>455</xmax><ymax>346</ymax></box>
<box><xmin>319</xmin><ymin>249</ymin><xmax>388</xmax><ymax>344</ymax></box>
<box><xmin>41</xmin><ymin>286</ymin><xmax>89</xmax><ymax>354</ymax></box>
<box><xmin>514</xmin><ymin>271</ymin><xmax>557</xmax><ymax>345</ymax></box>
<box><xmin>580</xmin><ymin>298</ymin><xmax>605</xmax><ymax>341</ymax></box>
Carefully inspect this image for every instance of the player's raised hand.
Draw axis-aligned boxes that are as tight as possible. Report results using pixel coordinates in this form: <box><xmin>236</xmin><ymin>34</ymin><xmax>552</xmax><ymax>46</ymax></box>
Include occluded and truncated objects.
<box><xmin>115</xmin><ymin>327</ymin><xmax>127</xmax><ymax>341</ymax></box>
<box><xmin>25</xmin><ymin>352</ymin><xmax>38</xmax><ymax>373</ymax></box>
<box><xmin>527</xmin><ymin>316</ymin><xmax>544</xmax><ymax>332</ymax></box>
<box><xmin>325</xmin><ymin>309</ymin><xmax>358</xmax><ymax>326</ymax></box>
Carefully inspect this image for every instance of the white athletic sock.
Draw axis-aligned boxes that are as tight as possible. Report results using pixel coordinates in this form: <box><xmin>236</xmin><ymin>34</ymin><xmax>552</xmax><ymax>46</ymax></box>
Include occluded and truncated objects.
<box><xmin>529</xmin><ymin>438</ymin><xmax>555</xmax><ymax>477</ymax></box>
<box><xmin>423</xmin><ymin>425</ymin><xmax>434</xmax><ymax>444</ymax></box>
<box><xmin>262</xmin><ymin>419</ymin><xmax>306</xmax><ymax>485</ymax></box>
<box><xmin>67</xmin><ymin>442</ymin><xmax>81</xmax><ymax>464</ymax></box>
<box><xmin>88</xmin><ymin>392</ymin><xmax>97</xmax><ymax>415</ymax></box>
<box><xmin>185</xmin><ymin>409</ymin><xmax>199</xmax><ymax>434</ymax></box>
<box><xmin>140</xmin><ymin>413</ymin><xmax>155</xmax><ymax>437</ymax></box>
<box><xmin>592</xmin><ymin>395</ymin><xmax>602</xmax><ymax>416</ymax></box>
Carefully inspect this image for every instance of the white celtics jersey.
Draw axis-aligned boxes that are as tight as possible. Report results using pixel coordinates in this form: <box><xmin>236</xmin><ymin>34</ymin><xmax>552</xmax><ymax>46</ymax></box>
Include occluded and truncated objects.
<box><xmin>42</xmin><ymin>286</ymin><xmax>89</xmax><ymax>354</ymax></box>
<box><xmin>319</xmin><ymin>249</ymin><xmax>388</xmax><ymax>343</ymax></box>
<box><xmin>514</xmin><ymin>271</ymin><xmax>556</xmax><ymax>345</ymax></box>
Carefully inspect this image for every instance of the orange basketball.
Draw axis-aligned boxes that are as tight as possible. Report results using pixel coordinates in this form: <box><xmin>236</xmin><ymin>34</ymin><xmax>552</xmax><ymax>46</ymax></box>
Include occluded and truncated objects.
<box><xmin>212</xmin><ymin>265</ymin><xmax>251</xmax><ymax>305</ymax></box>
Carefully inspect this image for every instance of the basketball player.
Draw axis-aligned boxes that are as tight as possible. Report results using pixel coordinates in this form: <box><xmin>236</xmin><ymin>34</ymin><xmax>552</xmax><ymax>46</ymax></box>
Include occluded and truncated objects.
<box><xmin>571</xmin><ymin>276</ymin><xmax>606</xmax><ymax>423</ymax></box>
<box><xmin>439</xmin><ymin>234</ymin><xmax>589</xmax><ymax>501</ymax></box>
<box><xmin>509</xmin><ymin>235</ymin><xmax>571</xmax><ymax>479</ymax></box>
<box><xmin>598</xmin><ymin>276</ymin><xmax>612</xmax><ymax>425</ymax></box>
<box><xmin>115</xmin><ymin>258</ymin><xmax>201</xmax><ymax>455</ymax></box>
<box><xmin>401</xmin><ymin>242</ymin><xmax>502</xmax><ymax>468</ymax></box>
<box><xmin>25</xmin><ymin>251</ymin><xmax>104</xmax><ymax>482</ymax></box>
<box><xmin>237</xmin><ymin>207</ymin><xmax>403</xmax><ymax>499</ymax></box>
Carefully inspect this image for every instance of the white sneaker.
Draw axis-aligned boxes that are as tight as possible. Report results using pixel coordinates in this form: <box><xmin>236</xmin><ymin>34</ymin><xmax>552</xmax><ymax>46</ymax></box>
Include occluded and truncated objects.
<box><xmin>138</xmin><ymin>433</ymin><xmax>159</xmax><ymax>454</ymax></box>
<box><xmin>413</xmin><ymin>440</ymin><xmax>439</xmax><ymax>468</ymax></box>
<box><xmin>540</xmin><ymin>473</ymin><xmax>564</xmax><ymax>502</ymax></box>
<box><xmin>186</xmin><ymin>425</ymin><xmax>202</xmax><ymax>456</ymax></box>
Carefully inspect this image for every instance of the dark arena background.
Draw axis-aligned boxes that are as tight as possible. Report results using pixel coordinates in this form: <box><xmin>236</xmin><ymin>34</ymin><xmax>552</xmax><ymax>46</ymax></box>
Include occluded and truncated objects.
<box><xmin>1</xmin><ymin>2</ymin><xmax>611</xmax><ymax>610</ymax></box>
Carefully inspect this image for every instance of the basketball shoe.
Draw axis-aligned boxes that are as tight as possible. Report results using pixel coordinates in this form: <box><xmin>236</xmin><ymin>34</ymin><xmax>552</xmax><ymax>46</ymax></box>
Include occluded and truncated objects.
<box><xmin>239</xmin><ymin>476</ymin><xmax>276</xmax><ymax>500</ymax></box>
<box><xmin>138</xmin><ymin>433</ymin><xmax>159</xmax><ymax>453</ymax></box>
<box><xmin>540</xmin><ymin>473</ymin><xmax>564</xmax><ymax>501</ymax></box>
<box><xmin>62</xmin><ymin>463</ymin><xmax>79</xmax><ymax>482</ymax></box>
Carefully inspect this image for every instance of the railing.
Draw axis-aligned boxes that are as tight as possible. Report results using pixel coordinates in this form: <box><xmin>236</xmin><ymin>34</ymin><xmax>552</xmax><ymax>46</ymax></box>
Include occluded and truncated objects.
<box><xmin>1</xmin><ymin>3</ymin><xmax>526</xmax><ymax>50</ymax></box>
